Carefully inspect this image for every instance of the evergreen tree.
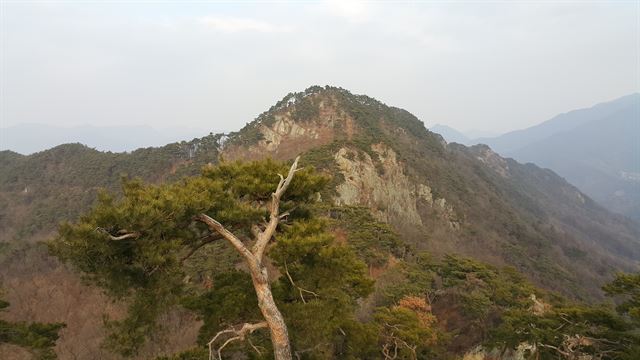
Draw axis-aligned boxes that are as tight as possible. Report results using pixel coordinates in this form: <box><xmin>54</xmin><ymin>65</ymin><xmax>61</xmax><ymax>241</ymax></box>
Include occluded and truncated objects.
<box><xmin>0</xmin><ymin>295</ymin><xmax>64</xmax><ymax>360</ymax></box>
<box><xmin>49</xmin><ymin>157</ymin><xmax>373</xmax><ymax>360</ymax></box>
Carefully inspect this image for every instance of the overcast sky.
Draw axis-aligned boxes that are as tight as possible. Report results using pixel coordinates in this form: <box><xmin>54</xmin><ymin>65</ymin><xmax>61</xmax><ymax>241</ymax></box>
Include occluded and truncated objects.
<box><xmin>1</xmin><ymin>1</ymin><xmax>638</xmax><ymax>135</ymax></box>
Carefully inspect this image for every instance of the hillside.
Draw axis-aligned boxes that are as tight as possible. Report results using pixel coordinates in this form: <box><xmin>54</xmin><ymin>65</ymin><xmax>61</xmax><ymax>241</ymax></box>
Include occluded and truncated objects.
<box><xmin>1</xmin><ymin>86</ymin><xmax>639</xmax><ymax>359</ymax></box>
<box><xmin>4</xmin><ymin>86</ymin><xmax>637</xmax><ymax>293</ymax></box>
<box><xmin>509</xmin><ymin>100</ymin><xmax>640</xmax><ymax>222</ymax></box>
<box><xmin>219</xmin><ymin>87</ymin><xmax>639</xmax><ymax>293</ymax></box>
<box><xmin>471</xmin><ymin>93</ymin><xmax>640</xmax><ymax>221</ymax></box>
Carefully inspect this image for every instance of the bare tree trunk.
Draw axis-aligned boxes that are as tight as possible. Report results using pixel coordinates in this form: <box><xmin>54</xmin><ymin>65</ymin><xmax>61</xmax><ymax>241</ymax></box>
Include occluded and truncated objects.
<box><xmin>251</xmin><ymin>265</ymin><xmax>292</xmax><ymax>360</ymax></box>
<box><xmin>196</xmin><ymin>157</ymin><xmax>301</xmax><ymax>360</ymax></box>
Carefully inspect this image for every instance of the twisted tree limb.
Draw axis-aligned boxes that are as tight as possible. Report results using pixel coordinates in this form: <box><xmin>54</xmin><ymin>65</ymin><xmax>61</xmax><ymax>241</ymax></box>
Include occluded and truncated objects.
<box><xmin>95</xmin><ymin>227</ymin><xmax>140</xmax><ymax>241</ymax></box>
<box><xmin>208</xmin><ymin>321</ymin><xmax>268</xmax><ymax>360</ymax></box>
<box><xmin>180</xmin><ymin>234</ymin><xmax>223</xmax><ymax>263</ymax></box>
<box><xmin>195</xmin><ymin>214</ymin><xmax>257</xmax><ymax>264</ymax></box>
<box><xmin>252</xmin><ymin>156</ymin><xmax>300</xmax><ymax>262</ymax></box>
<box><xmin>283</xmin><ymin>260</ymin><xmax>319</xmax><ymax>304</ymax></box>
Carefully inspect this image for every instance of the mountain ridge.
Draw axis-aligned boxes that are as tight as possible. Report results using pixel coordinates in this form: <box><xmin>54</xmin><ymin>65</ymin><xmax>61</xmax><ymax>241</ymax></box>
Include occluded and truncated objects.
<box><xmin>473</xmin><ymin>93</ymin><xmax>640</xmax><ymax>154</ymax></box>
<box><xmin>3</xmin><ymin>86</ymin><xmax>638</xmax><ymax>281</ymax></box>
<box><xmin>1</xmin><ymin>86</ymin><xmax>639</xmax><ymax>358</ymax></box>
<box><xmin>208</xmin><ymin>87</ymin><xmax>640</xmax><ymax>296</ymax></box>
<box><xmin>468</xmin><ymin>93</ymin><xmax>640</xmax><ymax>221</ymax></box>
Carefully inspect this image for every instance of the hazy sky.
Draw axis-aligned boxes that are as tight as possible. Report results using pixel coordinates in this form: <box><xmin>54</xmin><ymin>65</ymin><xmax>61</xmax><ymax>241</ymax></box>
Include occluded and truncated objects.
<box><xmin>1</xmin><ymin>1</ymin><xmax>638</xmax><ymax>135</ymax></box>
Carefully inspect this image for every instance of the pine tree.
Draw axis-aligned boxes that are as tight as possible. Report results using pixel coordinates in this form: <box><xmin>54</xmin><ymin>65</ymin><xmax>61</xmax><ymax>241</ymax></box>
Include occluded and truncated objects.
<box><xmin>49</xmin><ymin>157</ymin><xmax>373</xmax><ymax>359</ymax></box>
<box><xmin>0</xmin><ymin>296</ymin><xmax>64</xmax><ymax>360</ymax></box>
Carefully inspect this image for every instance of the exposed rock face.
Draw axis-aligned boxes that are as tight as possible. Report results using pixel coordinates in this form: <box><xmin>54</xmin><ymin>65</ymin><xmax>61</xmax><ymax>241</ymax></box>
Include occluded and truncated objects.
<box><xmin>433</xmin><ymin>197</ymin><xmax>460</xmax><ymax>230</ymax></box>
<box><xmin>529</xmin><ymin>294</ymin><xmax>551</xmax><ymax>316</ymax></box>
<box><xmin>333</xmin><ymin>143</ymin><xmax>460</xmax><ymax>230</ymax></box>
<box><xmin>334</xmin><ymin>144</ymin><xmax>424</xmax><ymax>227</ymax></box>
<box><xmin>474</xmin><ymin>145</ymin><xmax>511</xmax><ymax>178</ymax></box>
<box><xmin>261</xmin><ymin>115</ymin><xmax>319</xmax><ymax>151</ymax></box>
<box><xmin>417</xmin><ymin>184</ymin><xmax>434</xmax><ymax>205</ymax></box>
<box><xmin>463</xmin><ymin>343</ymin><xmax>537</xmax><ymax>360</ymax></box>
<box><xmin>223</xmin><ymin>96</ymin><xmax>355</xmax><ymax>161</ymax></box>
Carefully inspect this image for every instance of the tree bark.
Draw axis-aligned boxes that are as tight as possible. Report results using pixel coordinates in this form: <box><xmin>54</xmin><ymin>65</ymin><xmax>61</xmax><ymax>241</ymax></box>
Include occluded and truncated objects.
<box><xmin>251</xmin><ymin>264</ymin><xmax>292</xmax><ymax>360</ymax></box>
<box><xmin>196</xmin><ymin>157</ymin><xmax>301</xmax><ymax>360</ymax></box>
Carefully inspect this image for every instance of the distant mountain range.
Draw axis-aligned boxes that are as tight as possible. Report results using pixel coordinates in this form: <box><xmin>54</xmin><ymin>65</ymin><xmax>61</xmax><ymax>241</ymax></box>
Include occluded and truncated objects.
<box><xmin>0</xmin><ymin>124</ymin><xmax>208</xmax><ymax>154</ymax></box>
<box><xmin>428</xmin><ymin>124</ymin><xmax>499</xmax><ymax>145</ymax></box>
<box><xmin>428</xmin><ymin>124</ymin><xmax>472</xmax><ymax>144</ymax></box>
<box><xmin>2</xmin><ymin>86</ymin><xmax>639</xmax><ymax>358</ymax></box>
<box><xmin>430</xmin><ymin>93</ymin><xmax>640</xmax><ymax>222</ymax></box>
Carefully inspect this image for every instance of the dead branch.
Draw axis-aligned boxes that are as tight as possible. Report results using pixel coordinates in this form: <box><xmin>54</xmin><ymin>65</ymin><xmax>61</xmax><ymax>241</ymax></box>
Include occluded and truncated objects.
<box><xmin>283</xmin><ymin>261</ymin><xmax>319</xmax><ymax>304</ymax></box>
<box><xmin>195</xmin><ymin>214</ymin><xmax>256</xmax><ymax>264</ymax></box>
<box><xmin>208</xmin><ymin>321</ymin><xmax>269</xmax><ymax>360</ymax></box>
<box><xmin>247</xmin><ymin>337</ymin><xmax>265</xmax><ymax>356</ymax></box>
<box><xmin>294</xmin><ymin>343</ymin><xmax>328</xmax><ymax>360</ymax></box>
<box><xmin>180</xmin><ymin>234</ymin><xmax>222</xmax><ymax>263</ymax></box>
<box><xmin>96</xmin><ymin>227</ymin><xmax>140</xmax><ymax>241</ymax></box>
<box><xmin>538</xmin><ymin>343</ymin><xmax>571</xmax><ymax>358</ymax></box>
<box><xmin>252</xmin><ymin>156</ymin><xmax>300</xmax><ymax>261</ymax></box>
<box><xmin>381</xmin><ymin>325</ymin><xmax>418</xmax><ymax>360</ymax></box>
<box><xmin>382</xmin><ymin>341</ymin><xmax>398</xmax><ymax>360</ymax></box>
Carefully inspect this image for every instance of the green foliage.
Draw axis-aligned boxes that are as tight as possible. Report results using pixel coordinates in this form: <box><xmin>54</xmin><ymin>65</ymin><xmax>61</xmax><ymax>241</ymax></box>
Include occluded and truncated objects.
<box><xmin>0</xmin><ymin>295</ymin><xmax>65</xmax><ymax>360</ymax></box>
<box><xmin>48</xmin><ymin>158</ymin><xmax>380</xmax><ymax>359</ymax></box>
<box><xmin>49</xmin><ymin>158</ymin><xmax>327</xmax><ymax>355</ymax></box>
<box><xmin>329</xmin><ymin>320</ymin><xmax>379</xmax><ymax>360</ymax></box>
<box><xmin>486</xmin><ymin>272</ymin><xmax>640</xmax><ymax>359</ymax></box>
<box><xmin>376</xmin><ymin>253</ymin><xmax>434</xmax><ymax>305</ymax></box>
<box><xmin>372</xmin><ymin>252</ymin><xmax>542</xmax><ymax>355</ymax></box>
<box><xmin>179</xmin><ymin>218</ymin><xmax>375</xmax><ymax>360</ymax></box>
<box><xmin>380</xmin><ymin>253</ymin><xmax>535</xmax><ymax>315</ymax></box>
<box><xmin>373</xmin><ymin>296</ymin><xmax>441</xmax><ymax>359</ymax></box>
<box><xmin>270</xmin><ymin>219</ymin><xmax>374</xmax><ymax>358</ymax></box>
<box><xmin>0</xmin><ymin>135</ymin><xmax>221</xmax><ymax>241</ymax></box>
<box><xmin>489</xmin><ymin>304</ymin><xmax>637</xmax><ymax>359</ymax></box>
<box><xmin>375</xmin><ymin>255</ymin><xmax>640</xmax><ymax>359</ymax></box>
<box><xmin>182</xmin><ymin>271</ymin><xmax>261</xmax><ymax>345</ymax></box>
<box><xmin>435</xmin><ymin>255</ymin><xmax>536</xmax><ymax>310</ymax></box>
<box><xmin>603</xmin><ymin>272</ymin><xmax>640</xmax><ymax>323</ymax></box>
<box><xmin>103</xmin><ymin>285</ymin><xmax>182</xmax><ymax>356</ymax></box>
<box><xmin>272</xmin><ymin>220</ymin><xmax>373</xmax><ymax>301</ymax></box>
<box><xmin>325</xmin><ymin>206</ymin><xmax>405</xmax><ymax>267</ymax></box>
<box><xmin>299</xmin><ymin>143</ymin><xmax>345</xmax><ymax>197</ymax></box>
<box><xmin>155</xmin><ymin>347</ymin><xmax>209</xmax><ymax>360</ymax></box>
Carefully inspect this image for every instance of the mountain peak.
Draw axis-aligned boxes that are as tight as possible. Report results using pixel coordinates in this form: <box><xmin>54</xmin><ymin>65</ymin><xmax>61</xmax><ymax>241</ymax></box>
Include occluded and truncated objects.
<box><xmin>221</xmin><ymin>85</ymin><xmax>438</xmax><ymax>161</ymax></box>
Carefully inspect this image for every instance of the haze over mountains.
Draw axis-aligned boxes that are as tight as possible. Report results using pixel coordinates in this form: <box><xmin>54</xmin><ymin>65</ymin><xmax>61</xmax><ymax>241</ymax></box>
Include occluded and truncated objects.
<box><xmin>3</xmin><ymin>93</ymin><xmax>637</xmax><ymax>225</ymax></box>
<box><xmin>431</xmin><ymin>94</ymin><xmax>640</xmax><ymax>222</ymax></box>
<box><xmin>0</xmin><ymin>124</ymin><xmax>207</xmax><ymax>154</ymax></box>
<box><xmin>428</xmin><ymin>124</ymin><xmax>473</xmax><ymax>145</ymax></box>
<box><xmin>4</xmin><ymin>93</ymin><xmax>638</xmax><ymax>224</ymax></box>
